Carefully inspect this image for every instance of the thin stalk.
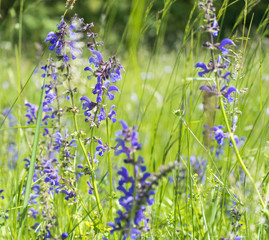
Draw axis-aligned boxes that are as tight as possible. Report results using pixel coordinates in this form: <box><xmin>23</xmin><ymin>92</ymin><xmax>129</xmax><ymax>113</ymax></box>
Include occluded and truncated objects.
<box><xmin>68</xmin><ymin>75</ymin><xmax>103</xmax><ymax>222</ymax></box>
<box><xmin>105</xmin><ymin>117</ymin><xmax>114</xmax><ymax>221</ymax></box>
<box><xmin>72</xmin><ymin>113</ymin><xmax>103</xmax><ymax>221</ymax></box>
<box><xmin>17</xmin><ymin>77</ymin><xmax>46</xmax><ymax>239</ymax></box>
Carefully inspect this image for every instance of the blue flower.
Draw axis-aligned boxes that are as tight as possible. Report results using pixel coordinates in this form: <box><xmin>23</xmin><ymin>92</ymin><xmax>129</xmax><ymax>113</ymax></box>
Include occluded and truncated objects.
<box><xmin>107</xmin><ymin>85</ymin><xmax>119</xmax><ymax>101</ymax></box>
<box><xmin>28</xmin><ymin>208</ymin><xmax>39</xmax><ymax>219</ymax></box>
<box><xmin>195</xmin><ymin>62</ymin><xmax>211</xmax><ymax>77</ymax></box>
<box><xmin>108</xmin><ymin>105</ymin><xmax>117</xmax><ymax>123</ymax></box>
<box><xmin>87</xmin><ymin>181</ymin><xmax>94</xmax><ymax>195</ymax></box>
<box><xmin>84</xmin><ymin>66</ymin><xmax>94</xmax><ymax>80</ymax></box>
<box><xmin>0</xmin><ymin>190</ymin><xmax>4</xmax><ymax>200</ymax></box>
<box><xmin>234</xmin><ymin>237</ymin><xmax>244</xmax><ymax>240</ymax></box>
<box><xmin>44</xmin><ymin>227</ymin><xmax>52</xmax><ymax>239</ymax></box>
<box><xmin>61</xmin><ymin>190</ymin><xmax>76</xmax><ymax>201</ymax></box>
<box><xmin>222</xmin><ymin>85</ymin><xmax>237</xmax><ymax>103</ymax></box>
<box><xmin>98</xmin><ymin>107</ymin><xmax>106</xmax><ymax>123</ymax></box>
<box><xmin>61</xmin><ymin>232</ymin><xmax>69</xmax><ymax>239</ymax></box>
<box><xmin>217</xmin><ymin>38</ymin><xmax>236</xmax><ymax>55</ymax></box>
<box><xmin>211</xmin><ymin>125</ymin><xmax>226</xmax><ymax>145</ymax></box>
<box><xmin>24</xmin><ymin>158</ymin><xmax>30</xmax><ymax>168</ymax></box>
<box><xmin>89</xmin><ymin>48</ymin><xmax>103</xmax><ymax>67</ymax></box>
<box><xmin>212</xmin><ymin>18</ymin><xmax>219</xmax><ymax>37</ymax></box>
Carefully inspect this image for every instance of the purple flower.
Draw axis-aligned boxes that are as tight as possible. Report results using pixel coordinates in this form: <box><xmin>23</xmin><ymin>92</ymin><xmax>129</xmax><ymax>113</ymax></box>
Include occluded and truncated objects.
<box><xmin>61</xmin><ymin>190</ymin><xmax>76</xmax><ymax>201</ymax></box>
<box><xmin>195</xmin><ymin>62</ymin><xmax>211</xmax><ymax>77</ymax></box>
<box><xmin>212</xmin><ymin>19</ymin><xmax>219</xmax><ymax>37</ymax></box>
<box><xmin>234</xmin><ymin>237</ymin><xmax>243</xmax><ymax>240</ymax></box>
<box><xmin>28</xmin><ymin>208</ymin><xmax>39</xmax><ymax>219</ymax></box>
<box><xmin>108</xmin><ymin>105</ymin><xmax>117</xmax><ymax>123</ymax></box>
<box><xmin>84</xmin><ymin>66</ymin><xmax>94</xmax><ymax>80</ymax></box>
<box><xmin>0</xmin><ymin>190</ymin><xmax>4</xmax><ymax>200</ymax></box>
<box><xmin>87</xmin><ymin>181</ymin><xmax>94</xmax><ymax>195</ymax></box>
<box><xmin>217</xmin><ymin>38</ymin><xmax>236</xmax><ymax>55</ymax></box>
<box><xmin>223</xmin><ymin>86</ymin><xmax>237</xmax><ymax>103</ymax></box>
<box><xmin>107</xmin><ymin>85</ymin><xmax>119</xmax><ymax>101</ymax></box>
<box><xmin>97</xmin><ymin>107</ymin><xmax>106</xmax><ymax>123</ymax></box>
<box><xmin>61</xmin><ymin>233</ymin><xmax>69</xmax><ymax>239</ymax></box>
<box><xmin>211</xmin><ymin>125</ymin><xmax>226</xmax><ymax>145</ymax></box>
<box><xmin>89</xmin><ymin>48</ymin><xmax>103</xmax><ymax>67</ymax></box>
<box><xmin>24</xmin><ymin>158</ymin><xmax>30</xmax><ymax>168</ymax></box>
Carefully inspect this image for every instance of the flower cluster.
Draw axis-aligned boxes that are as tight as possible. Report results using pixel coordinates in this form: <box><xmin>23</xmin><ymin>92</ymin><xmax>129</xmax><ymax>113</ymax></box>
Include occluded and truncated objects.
<box><xmin>19</xmin><ymin>13</ymin><xmax>124</xmax><ymax>238</ymax></box>
<box><xmin>196</xmin><ymin>0</ymin><xmax>245</xmax><ymax>153</ymax></box>
<box><xmin>80</xmin><ymin>50</ymin><xmax>122</xmax><ymax>127</ymax></box>
<box><xmin>107</xmin><ymin>121</ymin><xmax>177</xmax><ymax>239</ymax></box>
<box><xmin>107</xmin><ymin>120</ymin><xmax>153</xmax><ymax>239</ymax></box>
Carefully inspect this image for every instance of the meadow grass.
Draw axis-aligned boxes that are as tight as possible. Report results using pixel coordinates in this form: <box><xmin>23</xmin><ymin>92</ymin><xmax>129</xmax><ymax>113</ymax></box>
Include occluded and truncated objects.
<box><xmin>0</xmin><ymin>0</ymin><xmax>269</xmax><ymax>239</ymax></box>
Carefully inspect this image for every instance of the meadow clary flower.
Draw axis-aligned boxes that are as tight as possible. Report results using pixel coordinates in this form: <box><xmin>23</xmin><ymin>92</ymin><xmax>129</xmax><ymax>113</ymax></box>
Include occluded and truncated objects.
<box><xmin>108</xmin><ymin>105</ymin><xmax>117</xmax><ymax>123</ymax></box>
<box><xmin>89</xmin><ymin>48</ymin><xmax>103</xmax><ymax>67</ymax></box>
<box><xmin>199</xmin><ymin>84</ymin><xmax>237</xmax><ymax>103</ymax></box>
<box><xmin>195</xmin><ymin>62</ymin><xmax>212</xmax><ymax>77</ymax></box>
<box><xmin>0</xmin><ymin>190</ymin><xmax>4</xmax><ymax>199</ymax></box>
<box><xmin>28</xmin><ymin>208</ymin><xmax>39</xmax><ymax>219</ymax></box>
<box><xmin>61</xmin><ymin>233</ymin><xmax>69</xmax><ymax>239</ymax></box>
<box><xmin>217</xmin><ymin>38</ymin><xmax>236</xmax><ymax>55</ymax></box>
<box><xmin>212</xmin><ymin>18</ymin><xmax>219</xmax><ymax>37</ymax></box>
<box><xmin>87</xmin><ymin>181</ymin><xmax>94</xmax><ymax>195</ymax></box>
<box><xmin>211</xmin><ymin>125</ymin><xmax>226</xmax><ymax>145</ymax></box>
<box><xmin>115</xmin><ymin>120</ymin><xmax>142</xmax><ymax>160</ymax></box>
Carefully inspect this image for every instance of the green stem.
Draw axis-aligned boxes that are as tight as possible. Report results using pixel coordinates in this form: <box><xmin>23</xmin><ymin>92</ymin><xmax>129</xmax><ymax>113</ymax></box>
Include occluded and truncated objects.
<box><xmin>67</xmin><ymin>71</ymin><xmax>103</xmax><ymax>221</ymax></box>
<box><xmin>106</xmin><ymin>117</ymin><xmax>114</xmax><ymax>221</ymax></box>
<box><xmin>72</xmin><ymin>111</ymin><xmax>103</xmax><ymax>222</ymax></box>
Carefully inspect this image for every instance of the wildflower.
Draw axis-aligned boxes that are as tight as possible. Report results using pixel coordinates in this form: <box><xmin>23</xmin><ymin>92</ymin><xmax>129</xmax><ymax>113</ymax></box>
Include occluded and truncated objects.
<box><xmin>0</xmin><ymin>190</ymin><xmax>4</xmax><ymax>199</ymax></box>
<box><xmin>216</xmin><ymin>38</ymin><xmax>236</xmax><ymax>55</ymax></box>
<box><xmin>89</xmin><ymin>48</ymin><xmax>103</xmax><ymax>67</ymax></box>
<box><xmin>199</xmin><ymin>84</ymin><xmax>237</xmax><ymax>103</ymax></box>
<box><xmin>107</xmin><ymin>85</ymin><xmax>119</xmax><ymax>101</ymax></box>
<box><xmin>195</xmin><ymin>62</ymin><xmax>212</xmax><ymax>77</ymax></box>
<box><xmin>108</xmin><ymin>105</ymin><xmax>117</xmax><ymax>123</ymax></box>
<box><xmin>87</xmin><ymin>181</ymin><xmax>94</xmax><ymax>195</ymax></box>
<box><xmin>61</xmin><ymin>232</ymin><xmax>69</xmax><ymax>239</ymax></box>
<box><xmin>211</xmin><ymin>125</ymin><xmax>226</xmax><ymax>145</ymax></box>
<box><xmin>28</xmin><ymin>208</ymin><xmax>39</xmax><ymax>219</ymax></box>
<box><xmin>61</xmin><ymin>189</ymin><xmax>76</xmax><ymax>201</ymax></box>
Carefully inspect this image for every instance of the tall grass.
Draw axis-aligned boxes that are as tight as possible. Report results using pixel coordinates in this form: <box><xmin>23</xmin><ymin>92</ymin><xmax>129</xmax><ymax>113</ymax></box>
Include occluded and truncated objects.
<box><xmin>0</xmin><ymin>0</ymin><xmax>269</xmax><ymax>239</ymax></box>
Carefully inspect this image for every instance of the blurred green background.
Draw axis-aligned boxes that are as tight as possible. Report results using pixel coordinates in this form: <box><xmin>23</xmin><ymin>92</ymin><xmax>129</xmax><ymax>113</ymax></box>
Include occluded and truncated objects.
<box><xmin>1</xmin><ymin>0</ymin><xmax>268</xmax><ymax>56</ymax></box>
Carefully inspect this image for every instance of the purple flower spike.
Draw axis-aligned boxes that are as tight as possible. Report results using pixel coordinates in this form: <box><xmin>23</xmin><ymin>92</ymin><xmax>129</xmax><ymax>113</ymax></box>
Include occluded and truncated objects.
<box><xmin>195</xmin><ymin>62</ymin><xmax>210</xmax><ymax>77</ymax></box>
<box><xmin>218</xmin><ymin>38</ymin><xmax>236</xmax><ymax>55</ymax></box>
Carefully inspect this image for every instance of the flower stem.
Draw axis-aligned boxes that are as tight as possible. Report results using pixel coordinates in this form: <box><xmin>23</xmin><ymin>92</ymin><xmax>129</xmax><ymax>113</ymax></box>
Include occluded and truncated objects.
<box><xmin>68</xmin><ymin>74</ymin><xmax>103</xmax><ymax>222</ymax></box>
<box><xmin>73</xmin><ymin>110</ymin><xmax>103</xmax><ymax>221</ymax></box>
<box><xmin>106</xmin><ymin>117</ymin><xmax>114</xmax><ymax>221</ymax></box>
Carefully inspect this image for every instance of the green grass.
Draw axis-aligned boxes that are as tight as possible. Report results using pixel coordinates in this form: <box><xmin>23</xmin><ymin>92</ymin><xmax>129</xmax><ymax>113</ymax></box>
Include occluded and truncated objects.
<box><xmin>0</xmin><ymin>0</ymin><xmax>269</xmax><ymax>239</ymax></box>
